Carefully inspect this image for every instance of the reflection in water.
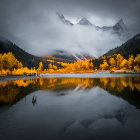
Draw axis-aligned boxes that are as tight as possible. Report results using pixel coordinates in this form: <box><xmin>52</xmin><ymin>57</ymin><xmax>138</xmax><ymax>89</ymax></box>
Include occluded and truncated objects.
<box><xmin>0</xmin><ymin>77</ymin><xmax>140</xmax><ymax>108</ymax></box>
<box><xmin>0</xmin><ymin>76</ymin><xmax>140</xmax><ymax>140</ymax></box>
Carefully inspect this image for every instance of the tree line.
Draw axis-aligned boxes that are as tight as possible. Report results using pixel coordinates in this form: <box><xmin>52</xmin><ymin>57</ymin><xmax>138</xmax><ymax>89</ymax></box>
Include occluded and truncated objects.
<box><xmin>98</xmin><ymin>54</ymin><xmax>140</xmax><ymax>72</ymax></box>
<box><xmin>0</xmin><ymin>52</ymin><xmax>140</xmax><ymax>75</ymax></box>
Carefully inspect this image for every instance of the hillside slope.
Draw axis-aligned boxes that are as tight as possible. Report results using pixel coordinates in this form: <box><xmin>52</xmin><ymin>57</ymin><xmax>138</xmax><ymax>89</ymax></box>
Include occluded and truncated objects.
<box><xmin>0</xmin><ymin>37</ymin><xmax>49</xmax><ymax>68</ymax></box>
<box><xmin>103</xmin><ymin>33</ymin><xmax>140</xmax><ymax>59</ymax></box>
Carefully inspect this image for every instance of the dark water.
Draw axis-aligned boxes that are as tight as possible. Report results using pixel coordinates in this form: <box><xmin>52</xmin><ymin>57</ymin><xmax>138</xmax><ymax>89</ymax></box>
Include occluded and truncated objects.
<box><xmin>0</xmin><ymin>76</ymin><xmax>140</xmax><ymax>140</ymax></box>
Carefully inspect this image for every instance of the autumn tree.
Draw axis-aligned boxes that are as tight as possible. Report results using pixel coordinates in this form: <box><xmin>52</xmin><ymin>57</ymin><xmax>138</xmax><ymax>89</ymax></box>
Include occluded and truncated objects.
<box><xmin>52</xmin><ymin>65</ymin><xmax>57</xmax><ymax>70</ymax></box>
<box><xmin>17</xmin><ymin>62</ymin><xmax>23</xmax><ymax>69</ymax></box>
<box><xmin>37</xmin><ymin>62</ymin><xmax>43</xmax><ymax>72</ymax></box>
<box><xmin>2</xmin><ymin>53</ymin><xmax>10</xmax><ymax>70</ymax></box>
<box><xmin>109</xmin><ymin>57</ymin><xmax>116</xmax><ymax>68</ymax></box>
<box><xmin>134</xmin><ymin>54</ymin><xmax>140</xmax><ymax>67</ymax></box>
<box><xmin>116</xmin><ymin>54</ymin><xmax>124</xmax><ymax>69</ymax></box>
<box><xmin>1</xmin><ymin>52</ymin><xmax>21</xmax><ymax>71</ymax></box>
<box><xmin>134</xmin><ymin>54</ymin><xmax>140</xmax><ymax>72</ymax></box>
<box><xmin>128</xmin><ymin>55</ymin><xmax>134</xmax><ymax>70</ymax></box>
<box><xmin>89</xmin><ymin>59</ymin><xmax>94</xmax><ymax>69</ymax></box>
<box><xmin>101</xmin><ymin>56</ymin><xmax>106</xmax><ymax>60</ymax></box>
<box><xmin>100</xmin><ymin>60</ymin><xmax>109</xmax><ymax>70</ymax></box>
<box><xmin>120</xmin><ymin>59</ymin><xmax>128</xmax><ymax>70</ymax></box>
<box><xmin>48</xmin><ymin>63</ymin><xmax>53</xmax><ymax>69</ymax></box>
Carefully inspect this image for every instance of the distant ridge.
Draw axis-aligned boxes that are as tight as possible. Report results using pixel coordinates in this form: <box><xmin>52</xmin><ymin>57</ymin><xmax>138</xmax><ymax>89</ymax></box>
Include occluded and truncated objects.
<box><xmin>43</xmin><ymin>50</ymin><xmax>93</xmax><ymax>62</ymax></box>
<box><xmin>103</xmin><ymin>33</ymin><xmax>140</xmax><ymax>58</ymax></box>
<box><xmin>0</xmin><ymin>37</ymin><xmax>49</xmax><ymax>68</ymax></box>
<box><xmin>56</xmin><ymin>13</ymin><xmax>130</xmax><ymax>39</ymax></box>
<box><xmin>78</xmin><ymin>17</ymin><xmax>92</xmax><ymax>26</ymax></box>
<box><xmin>57</xmin><ymin>12</ymin><xmax>74</xmax><ymax>26</ymax></box>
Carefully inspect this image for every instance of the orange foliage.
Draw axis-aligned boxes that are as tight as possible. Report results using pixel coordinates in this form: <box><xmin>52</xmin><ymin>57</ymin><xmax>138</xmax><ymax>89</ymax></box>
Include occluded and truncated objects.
<box><xmin>0</xmin><ymin>77</ymin><xmax>139</xmax><ymax>104</ymax></box>
<box><xmin>0</xmin><ymin>52</ymin><xmax>139</xmax><ymax>75</ymax></box>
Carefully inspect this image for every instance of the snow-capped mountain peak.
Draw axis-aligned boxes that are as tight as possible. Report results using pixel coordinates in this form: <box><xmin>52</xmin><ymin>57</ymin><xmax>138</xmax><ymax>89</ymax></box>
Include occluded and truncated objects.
<box><xmin>101</xmin><ymin>19</ymin><xmax>130</xmax><ymax>39</ymax></box>
<box><xmin>57</xmin><ymin>12</ymin><xmax>73</xmax><ymax>26</ymax></box>
<box><xmin>56</xmin><ymin>13</ymin><xmax>130</xmax><ymax>39</ymax></box>
<box><xmin>117</xmin><ymin>19</ymin><xmax>124</xmax><ymax>25</ymax></box>
<box><xmin>78</xmin><ymin>17</ymin><xmax>92</xmax><ymax>26</ymax></box>
<box><xmin>113</xmin><ymin>19</ymin><xmax>127</xmax><ymax>32</ymax></box>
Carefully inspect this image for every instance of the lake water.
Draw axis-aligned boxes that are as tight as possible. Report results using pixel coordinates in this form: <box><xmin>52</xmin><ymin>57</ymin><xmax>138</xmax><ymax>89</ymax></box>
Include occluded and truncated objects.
<box><xmin>0</xmin><ymin>74</ymin><xmax>140</xmax><ymax>140</ymax></box>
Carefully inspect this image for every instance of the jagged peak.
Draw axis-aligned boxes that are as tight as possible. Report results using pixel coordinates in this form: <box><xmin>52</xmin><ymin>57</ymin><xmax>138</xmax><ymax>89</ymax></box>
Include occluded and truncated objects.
<box><xmin>113</xmin><ymin>18</ymin><xmax>128</xmax><ymax>32</ymax></box>
<box><xmin>118</xmin><ymin>18</ymin><xmax>124</xmax><ymax>24</ymax></box>
<box><xmin>114</xmin><ymin>19</ymin><xmax>125</xmax><ymax>27</ymax></box>
<box><xmin>80</xmin><ymin>17</ymin><xmax>88</xmax><ymax>21</ymax></box>
<box><xmin>78</xmin><ymin>17</ymin><xmax>92</xmax><ymax>26</ymax></box>
<box><xmin>56</xmin><ymin>12</ymin><xmax>65</xmax><ymax>19</ymax></box>
<box><xmin>56</xmin><ymin>12</ymin><xmax>73</xmax><ymax>26</ymax></box>
<box><xmin>115</xmin><ymin>19</ymin><xmax>125</xmax><ymax>27</ymax></box>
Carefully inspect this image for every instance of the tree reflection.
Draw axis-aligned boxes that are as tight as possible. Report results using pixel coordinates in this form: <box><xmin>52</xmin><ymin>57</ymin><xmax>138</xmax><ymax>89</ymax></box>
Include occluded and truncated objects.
<box><xmin>0</xmin><ymin>77</ymin><xmax>140</xmax><ymax>107</ymax></box>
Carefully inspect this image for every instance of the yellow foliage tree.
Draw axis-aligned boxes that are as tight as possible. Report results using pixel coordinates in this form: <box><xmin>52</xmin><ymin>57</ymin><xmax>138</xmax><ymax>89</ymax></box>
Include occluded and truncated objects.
<box><xmin>116</xmin><ymin>54</ymin><xmax>124</xmax><ymax>69</ymax></box>
<box><xmin>120</xmin><ymin>59</ymin><xmax>128</xmax><ymax>70</ymax></box>
<box><xmin>128</xmin><ymin>55</ymin><xmax>134</xmax><ymax>70</ymax></box>
<box><xmin>1</xmin><ymin>52</ymin><xmax>22</xmax><ymax>71</ymax></box>
<box><xmin>52</xmin><ymin>65</ymin><xmax>57</xmax><ymax>70</ymax></box>
<box><xmin>100</xmin><ymin>60</ymin><xmax>109</xmax><ymax>70</ymax></box>
<box><xmin>134</xmin><ymin>54</ymin><xmax>140</xmax><ymax>72</ymax></box>
<box><xmin>48</xmin><ymin>63</ymin><xmax>53</xmax><ymax>69</ymax></box>
<box><xmin>109</xmin><ymin>57</ymin><xmax>116</xmax><ymax>68</ymax></box>
<box><xmin>134</xmin><ymin>54</ymin><xmax>140</xmax><ymax>66</ymax></box>
<box><xmin>37</xmin><ymin>62</ymin><xmax>43</xmax><ymax>73</ymax></box>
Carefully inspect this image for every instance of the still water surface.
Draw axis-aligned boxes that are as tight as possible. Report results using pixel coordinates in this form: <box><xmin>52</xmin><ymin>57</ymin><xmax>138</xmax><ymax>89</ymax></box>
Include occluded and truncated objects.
<box><xmin>0</xmin><ymin>74</ymin><xmax>140</xmax><ymax>140</ymax></box>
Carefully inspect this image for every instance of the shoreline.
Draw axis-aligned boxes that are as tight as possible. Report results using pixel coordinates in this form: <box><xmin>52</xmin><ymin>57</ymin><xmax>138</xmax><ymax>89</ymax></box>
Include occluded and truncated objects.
<box><xmin>0</xmin><ymin>75</ymin><xmax>41</xmax><ymax>82</ymax></box>
<box><xmin>0</xmin><ymin>72</ymin><xmax>140</xmax><ymax>82</ymax></box>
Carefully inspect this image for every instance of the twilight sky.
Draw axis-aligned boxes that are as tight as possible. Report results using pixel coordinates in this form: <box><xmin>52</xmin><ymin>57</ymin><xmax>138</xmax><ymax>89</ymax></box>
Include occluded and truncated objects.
<box><xmin>0</xmin><ymin>0</ymin><xmax>140</xmax><ymax>57</ymax></box>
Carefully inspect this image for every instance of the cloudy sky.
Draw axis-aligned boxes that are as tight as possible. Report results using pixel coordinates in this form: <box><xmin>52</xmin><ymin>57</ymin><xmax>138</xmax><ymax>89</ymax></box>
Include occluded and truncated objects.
<box><xmin>0</xmin><ymin>0</ymin><xmax>140</xmax><ymax>57</ymax></box>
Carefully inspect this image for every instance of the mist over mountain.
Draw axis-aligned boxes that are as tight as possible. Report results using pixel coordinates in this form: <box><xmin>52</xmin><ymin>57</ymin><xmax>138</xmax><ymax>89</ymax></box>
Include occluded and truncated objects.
<box><xmin>57</xmin><ymin>13</ymin><xmax>130</xmax><ymax>39</ymax></box>
<box><xmin>45</xmin><ymin>50</ymin><xmax>94</xmax><ymax>61</ymax></box>
<box><xmin>0</xmin><ymin>0</ymin><xmax>139</xmax><ymax>57</ymax></box>
<box><xmin>0</xmin><ymin>10</ymin><xmax>133</xmax><ymax>59</ymax></box>
<box><xmin>0</xmin><ymin>32</ymin><xmax>139</xmax><ymax>71</ymax></box>
<box><xmin>53</xmin><ymin>12</ymin><xmax>132</xmax><ymax>57</ymax></box>
<box><xmin>57</xmin><ymin>13</ymin><xmax>74</xmax><ymax>26</ymax></box>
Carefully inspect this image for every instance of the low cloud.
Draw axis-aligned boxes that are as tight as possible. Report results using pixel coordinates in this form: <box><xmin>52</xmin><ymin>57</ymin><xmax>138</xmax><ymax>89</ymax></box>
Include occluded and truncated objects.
<box><xmin>1</xmin><ymin>12</ymin><xmax>123</xmax><ymax>57</ymax></box>
<box><xmin>0</xmin><ymin>0</ymin><xmax>139</xmax><ymax>57</ymax></box>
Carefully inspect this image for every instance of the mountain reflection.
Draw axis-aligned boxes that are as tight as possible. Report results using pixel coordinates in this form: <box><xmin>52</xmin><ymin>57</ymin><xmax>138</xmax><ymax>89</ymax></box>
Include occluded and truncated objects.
<box><xmin>0</xmin><ymin>77</ymin><xmax>140</xmax><ymax>108</ymax></box>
